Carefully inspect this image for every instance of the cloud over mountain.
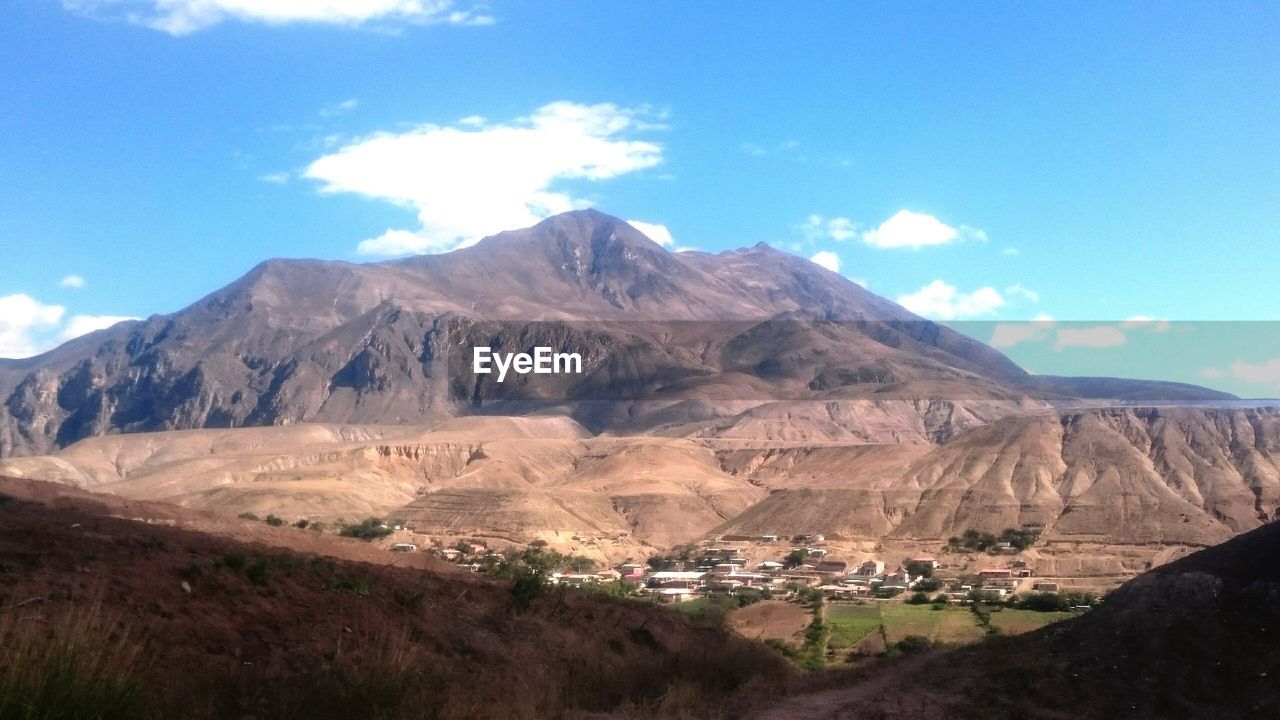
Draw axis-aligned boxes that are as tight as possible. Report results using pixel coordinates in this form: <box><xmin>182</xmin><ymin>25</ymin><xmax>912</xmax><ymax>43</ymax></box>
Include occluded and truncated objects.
<box><xmin>304</xmin><ymin>102</ymin><xmax>665</xmax><ymax>256</ymax></box>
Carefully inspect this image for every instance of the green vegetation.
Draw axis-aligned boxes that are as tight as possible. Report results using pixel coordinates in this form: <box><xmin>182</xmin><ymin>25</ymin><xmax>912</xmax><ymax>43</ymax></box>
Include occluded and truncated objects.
<box><xmin>905</xmin><ymin>591</ymin><xmax>932</xmax><ymax>605</ymax></box>
<box><xmin>1013</xmin><ymin>591</ymin><xmax>1097</xmax><ymax>612</ymax></box>
<box><xmin>339</xmin><ymin>517</ymin><xmax>394</xmax><ymax>541</ymax></box>
<box><xmin>904</xmin><ymin>560</ymin><xmax>935</xmax><ymax>578</ymax></box>
<box><xmin>880</xmin><ymin>603</ymin><xmax>986</xmax><ymax>645</ymax></box>
<box><xmin>236</xmin><ymin>512</ymin><xmax>259</xmax><ymax>521</ymax></box>
<box><xmin>509</xmin><ymin>567</ymin><xmax>549</xmax><ymax>611</ymax></box>
<box><xmin>988</xmin><ymin>608</ymin><xmax>1075</xmax><ymax>635</ymax></box>
<box><xmin>794</xmin><ymin>596</ymin><xmax>828</xmax><ymax>671</ymax></box>
<box><xmin>264</xmin><ymin>514</ymin><xmax>285</xmax><ymax>527</ymax></box>
<box><xmin>947</xmin><ymin>527</ymin><xmax>1041</xmax><ymax>552</ymax></box>
<box><xmin>825</xmin><ymin>604</ymin><xmax>882</xmax><ymax>650</ymax></box>
<box><xmin>783</xmin><ymin>548</ymin><xmax>808</xmax><ymax>569</ymax></box>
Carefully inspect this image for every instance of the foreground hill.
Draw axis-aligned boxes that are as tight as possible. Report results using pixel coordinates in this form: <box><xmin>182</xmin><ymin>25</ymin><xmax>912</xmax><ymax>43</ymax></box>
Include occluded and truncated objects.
<box><xmin>0</xmin><ymin>210</ymin><xmax>1230</xmax><ymax>457</ymax></box>
<box><xmin>751</xmin><ymin>514</ymin><xmax>1280</xmax><ymax>720</ymax></box>
<box><xmin>0</xmin><ymin>477</ymin><xmax>787</xmax><ymax>720</ymax></box>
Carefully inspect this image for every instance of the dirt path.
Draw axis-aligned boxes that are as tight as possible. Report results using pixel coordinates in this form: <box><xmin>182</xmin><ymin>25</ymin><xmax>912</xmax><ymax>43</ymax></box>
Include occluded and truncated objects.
<box><xmin>748</xmin><ymin>653</ymin><xmax>936</xmax><ymax>720</ymax></box>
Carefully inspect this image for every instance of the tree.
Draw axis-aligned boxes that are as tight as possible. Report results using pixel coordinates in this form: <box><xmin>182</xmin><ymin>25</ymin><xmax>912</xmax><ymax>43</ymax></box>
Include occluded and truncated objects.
<box><xmin>914</xmin><ymin>577</ymin><xmax>942</xmax><ymax>592</ymax></box>
<box><xmin>906</xmin><ymin>591</ymin><xmax>931</xmax><ymax>605</ymax></box>
<box><xmin>783</xmin><ymin>549</ymin><xmax>808</xmax><ymax>569</ymax></box>
<box><xmin>905</xmin><ymin>561</ymin><xmax>935</xmax><ymax>578</ymax></box>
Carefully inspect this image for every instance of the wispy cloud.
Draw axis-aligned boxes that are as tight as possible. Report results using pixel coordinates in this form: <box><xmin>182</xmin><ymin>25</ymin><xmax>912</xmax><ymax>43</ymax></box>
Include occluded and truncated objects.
<box><xmin>58</xmin><ymin>274</ymin><xmax>86</xmax><ymax>289</ymax></box>
<box><xmin>305</xmin><ymin>101</ymin><xmax>665</xmax><ymax>256</ymax></box>
<box><xmin>799</xmin><ymin>214</ymin><xmax>857</xmax><ymax>242</ymax></box>
<box><xmin>1054</xmin><ymin>326</ymin><xmax>1127</xmax><ymax>350</ymax></box>
<box><xmin>989</xmin><ymin>314</ymin><xmax>1055</xmax><ymax>349</ymax></box>
<box><xmin>321</xmin><ymin>98</ymin><xmax>360</xmax><ymax>117</ymax></box>
<box><xmin>1227</xmin><ymin>358</ymin><xmax>1280</xmax><ymax>389</ymax></box>
<box><xmin>63</xmin><ymin>0</ymin><xmax>494</xmax><ymax>36</ymax></box>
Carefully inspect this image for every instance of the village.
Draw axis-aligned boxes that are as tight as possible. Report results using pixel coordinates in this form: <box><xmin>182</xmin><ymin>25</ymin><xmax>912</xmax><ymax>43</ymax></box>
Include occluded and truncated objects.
<box><xmin>407</xmin><ymin>529</ymin><xmax>1090</xmax><ymax>610</ymax></box>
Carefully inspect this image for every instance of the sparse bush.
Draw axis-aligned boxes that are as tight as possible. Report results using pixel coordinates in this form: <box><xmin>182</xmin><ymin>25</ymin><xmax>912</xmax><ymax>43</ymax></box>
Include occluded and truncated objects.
<box><xmin>220</xmin><ymin>552</ymin><xmax>247</xmax><ymax>572</ymax></box>
<box><xmin>264</xmin><ymin>514</ymin><xmax>285</xmax><ymax>527</ymax></box>
<box><xmin>293</xmin><ymin>518</ymin><xmax>309</xmax><ymax>529</ymax></box>
<box><xmin>906</xmin><ymin>591</ymin><xmax>931</xmax><ymax>605</ymax></box>
<box><xmin>245</xmin><ymin>559</ymin><xmax>270</xmax><ymax>586</ymax></box>
<box><xmin>332</xmin><ymin>576</ymin><xmax>372</xmax><ymax>597</ymax></box>
<box><xmin>236</xmin><ymin>512</ymin><xmax>259</xmax><ymax>521</ymax></box>
<box><xmin>339</xmin><ymin>518</ymin><xmax>393</xmax><ymax>541</ymax></box>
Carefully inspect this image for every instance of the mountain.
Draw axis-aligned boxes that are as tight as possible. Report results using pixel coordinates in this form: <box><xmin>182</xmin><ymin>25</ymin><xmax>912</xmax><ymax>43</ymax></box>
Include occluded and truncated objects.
<box><xmin>0</xmin><ymin>209</ymin><xmax>1231</xmax><ymax>458</ymax></box>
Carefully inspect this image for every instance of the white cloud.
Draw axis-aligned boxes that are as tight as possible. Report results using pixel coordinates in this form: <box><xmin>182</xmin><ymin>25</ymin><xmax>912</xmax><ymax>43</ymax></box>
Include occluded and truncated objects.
<box><xmin>1122</xmin><ymin>315</ymin><xmax>1171</xmax><ymax>333</ymax></box>
<box><xmin>321</xmin><ymin>98</ymin><xmax>359</xmax><ymax>117</ymax></box>
<box><xmin>1201</xmin><ymin>367</ymin><xmax>1225</xmax><ymax>379</ymax></box>
<box><xmin>625</xmin><ymin>220</ymin><xmax>674</xmax><ymax>248</ymax></box>
<box><xmin>1005</xmin><ymin>283</ymin><xmax>1040</xmax><ymax>303</ymax></box>
<box><xmin>809</xmin><ymin>250</ymin><xmax>841</xmax><ymax>273</ymax></box>
<box><xmin>897</xmin><ymin>280</ymin><xmax>1005</xmax><ymax>320</ymax></box>
<box><xmin>1229</xmin><ymin>358</ymin><xmax>1280</xmax><ymax>388</ymax></box>
<box><xmin>990</xmin><ymin>315</ymin><xmax>1055</xmax><ymax>349</ymax></box>
<box><xmin>1054</xmin><ymin>326</ymin><xmax>1127</xmax><ymax>350</ymax></box>
<box><xmin>862</xmin><ymin>210</ymin><xmax>984</xmax><ymax>249</ymax></box>
<box><xmin>258</xmin><ymin>172</ymin><xmax>290</xmax><ymax>184</ymax></box>
<box><xmin>60</xmin><ymin>314</ymin><xmax>138</xmax><ymax>341</ymax></box>
<box><xmin>0</xmin><ymin>294</ymin><xmax>139</xmax><ymax>358</ymax></box>
<box><xmin>0</xmin><ymin>294</ymin><xmax>66</xmax><ymax>358</ymax></box>
<box><xmin>305</xmin><ymin>101</ymin><xmax>665</xmax><ymax>256</ymax></box>
<box><xmin>64</xmin><ymin>0</ymin><xmax>493</xmax><ymax>35</ymax></box>
<box><xmin>800</xmin><ymin>214</ymin><xmax>858</xmax><ymax>242</ymax></box>
<box><xmin>58</xmin><ymin>274</ymin><xmax>86</xmax><ymax>289</ymax></box>
<box><xmin>850</xmin><ymin>277</ymin><xmax>868</xmax><ymax>288</ymax></box>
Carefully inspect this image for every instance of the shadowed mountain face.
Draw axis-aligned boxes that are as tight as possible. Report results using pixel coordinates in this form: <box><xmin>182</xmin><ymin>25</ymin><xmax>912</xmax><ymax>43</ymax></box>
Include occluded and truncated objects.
<box><xmin>8</xmin><ymin>208</ymin><xmax>1214</xmax><ymax>458</ymax></box>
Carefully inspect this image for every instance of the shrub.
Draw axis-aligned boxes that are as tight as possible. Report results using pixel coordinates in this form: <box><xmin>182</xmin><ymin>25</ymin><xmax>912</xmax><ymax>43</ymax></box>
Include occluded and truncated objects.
<box><xmin>332</xmin><ymin>577</ymin><xmax>372</xmax><ymax>597</ymax></box>
<box><xmin>339</xmin><ymin>518</ymin><xmax>394</xmax><ymax>541</ymax></box>
<box><xmin>892</xmin><ymin>634</ymin><xmax>932</xmax><ymax>655</ymax></box>
<box><xmin>510</xmin><ymin>567</ymin><xmax>549</xmax><ymax>611</ymax></box>
<box><xmin>264</xmin><ymin>514</ymin><xmax>285</xmax><ymax>527</ymax></box>
<box><xmin>236</xmin><ymin>512</ymin><xmax>259</xmax><ymax>521</ymax></box>
<box><xmin>906</xmin><ymin>591</ymin><xmax>931</xmax><ymax>605</ymax></box>
<box><xmin>245</xmin><ymin>560</ymin><xmax>270</xmax><ymax>587</ymax></box>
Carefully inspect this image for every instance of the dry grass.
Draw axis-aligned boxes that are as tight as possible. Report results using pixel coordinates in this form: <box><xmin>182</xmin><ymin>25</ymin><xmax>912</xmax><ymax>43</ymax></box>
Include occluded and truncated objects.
<box><xmin>0</xmin><ymin>601</ymin><xmax>147</xmax><ymax>720</ymax></box>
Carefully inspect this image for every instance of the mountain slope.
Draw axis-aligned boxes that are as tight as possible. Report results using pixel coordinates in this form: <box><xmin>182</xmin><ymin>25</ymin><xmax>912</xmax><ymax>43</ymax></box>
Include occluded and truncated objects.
<box><xmin>0</xmin><ymin>210</ymin><xmax>1073</xmax><ymax>457</ymax></box>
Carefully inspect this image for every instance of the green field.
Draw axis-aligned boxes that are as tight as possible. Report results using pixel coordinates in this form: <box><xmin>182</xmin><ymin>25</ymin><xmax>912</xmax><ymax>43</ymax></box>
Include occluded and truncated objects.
<box><xmin>987</xmin><ymin>609</ymin><xmax>1075</xmax><ymax>635</ymax></box>
<box><xmin>826</xmin><ymin>604</ymin><xmax>882</xmax><ymax>650</ymax></box>
<box><xmin>878</xmin><ymin>604</ymin><xmax>987</xmax><ymax>645</ymax></box>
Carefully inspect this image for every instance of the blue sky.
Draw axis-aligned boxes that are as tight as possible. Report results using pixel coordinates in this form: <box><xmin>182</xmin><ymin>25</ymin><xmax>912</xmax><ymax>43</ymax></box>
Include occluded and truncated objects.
<box><xmin>3</xmin><ymin>1</ymin><xmax>1280</xmax><ymax>396</ymax></box>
